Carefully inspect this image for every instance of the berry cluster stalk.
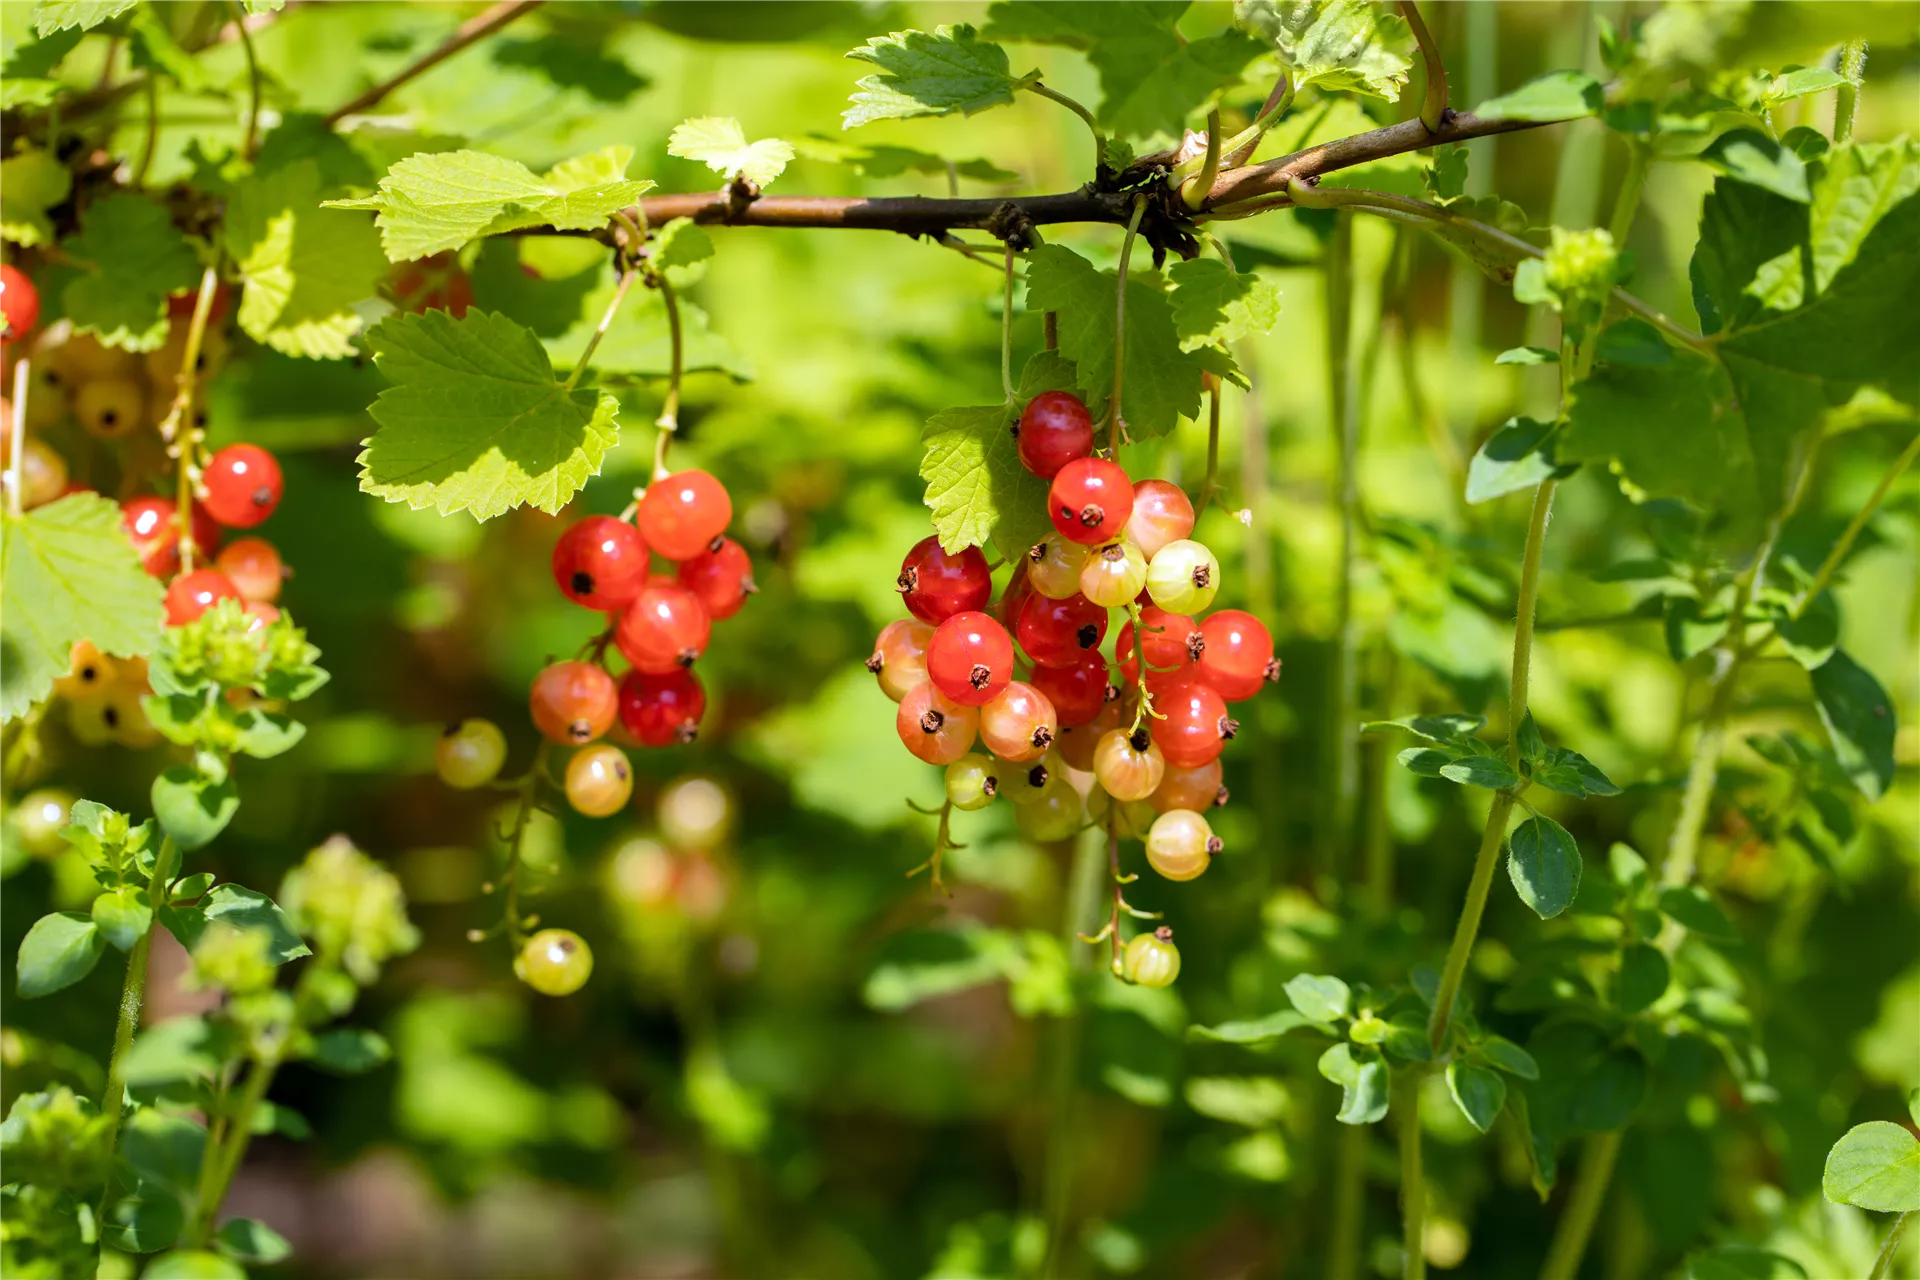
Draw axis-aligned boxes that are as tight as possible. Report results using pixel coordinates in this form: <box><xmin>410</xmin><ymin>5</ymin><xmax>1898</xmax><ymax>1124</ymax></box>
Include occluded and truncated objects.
<box><xmin>1106</xmin><ymin>195</ymin><xmax>1148</xmax><ymax>455</ymax></box>
<box><xmin>160</xmin><ymin>265</ymin><xmax>222</xmax><ymax>574</ymax></box>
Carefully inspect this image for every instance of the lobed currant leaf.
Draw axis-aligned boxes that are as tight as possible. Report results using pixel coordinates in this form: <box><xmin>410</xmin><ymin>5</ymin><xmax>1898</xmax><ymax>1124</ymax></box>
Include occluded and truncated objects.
<box><xmin>918</xmin><ymin>350</ymin><xmax>1076</xmax><ymax>560</ymax></box>
<box><xmin>57</xmin><ymin>193</ymin><xmax>200</xmax><ymax>351</ymax></box>
<box><xmin>358</xmin><ymin>308</ymin><xmax>622</xmax><ymax>520</ymax></box>
<box><xmin>227</xmin><ymin>159</ymin><xmax>387</xmax><ymax>359</ymax></box>
<box><xmin>31</xmin><ymin>0</ymin><xmax>138</xmax><ymax>37</ymax></box>
<box><xmin>1235</xmin><ymin>0</ymin><xmax>1413</xmax><ymax>101</ymax></box>
<box><xmin>842</xmin><ymin>24</ymin><xmax>1035</xmax><ymax>129</ymax></box>
<box><xmin>1166</xmin><ymin>259</ymin><xmax>1282</xmax><ymax>354</ymax></box>
<box><xmin>324</xmin><ymin>146</ymin><xmax>655</xmax><ymax>262</ymax></box>
<box><xmin>0</xmin><ymin>147</ymin><xmax>72</xmax><ymax>247</ymax></box>
<box><xmin>667</xmin><ymin>117</ymin><xmax>794</xmax><ymax>187</ymax></box>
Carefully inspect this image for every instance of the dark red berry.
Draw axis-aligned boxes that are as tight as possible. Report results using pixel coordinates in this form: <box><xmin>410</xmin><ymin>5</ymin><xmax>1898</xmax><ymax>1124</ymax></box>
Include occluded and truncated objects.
<box><xmin>898</xmin><ymin>535</ymin><xmax>992</xmax><ymax>625</ymax></box>
<box><xmin>616</xmin><ymin>581</ymin><xmax>712</xmax><ymax>674</ymax></box>
<box><xmin>164</xmin><ymin>569</ymin><xmax>241</xmax><ymax>626</ymax></box>
<box><xmin>1015</xmin><ymin>590</ymin><xmax>1108</xmax><ymax>669</ymax></box>
<box><xmin>1030</xmin><ymin>652</ymin><xmax>1112</xmax><ymax>727</ymax></box>
<box><xmin>1016</xmin><ymin>391</ymin><xmax>1094</xmax><ymax>479</ymax></box>
<box><xmin>619</xmin><ymin>668</ymin><xmax>706</xmax><ymax>747</ymax></box>
<box><xmin>927</xmin><ymin>610</ymin><xmax>1014</xmax><ymax>707</ymax></box>
<box><xmin>677</xmin><ymin>536</ymin><xmax>755</xmax><ymax>620</ymax></box>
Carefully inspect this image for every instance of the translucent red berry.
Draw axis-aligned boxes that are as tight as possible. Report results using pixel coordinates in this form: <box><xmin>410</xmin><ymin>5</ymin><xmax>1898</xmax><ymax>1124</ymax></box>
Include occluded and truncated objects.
<box><xmin>1048</xmin><ymin>457</ymin><xmax>1134</xmax><ymax>545</ymax></box>
<box><xmin>1154</xmin><ymin>759</ymin><xmax>1226</xmax><ymax>813</ymax></box>
<box><xmin>1015</xmin><ymin>590</ymin><xmax>1107</xmax><ymax>668</ymax></box>
<box><xmin>123</xmin><ymin>496</ymin><xmax>182</xmax><ymax>576</ymax></box>
<box><xmin>1123</xmin><ymin>479</ymin><xmax>1196</xmax><ymax>559</ymax></box>
<box><xmin>895</xmin><ymin>681</ymin><xmax>979</xmax><ymax>765</ymax></box>
<box><xmin>979</xmin><ymin>681</ymin><xmax>1058</xmax><ymax>763</ymax></box>
<box><xmin>1030</xmin><ymin>652</ymin><xmax>1112</xmax><ymax>728</ymax></box>
<box><xmin>998</xmin><ymin>562</ymin><xmax>1034</xmax><ymax>631</ymax></box>
<box><xmin>1</xmin><ymin>264</ymin><xmax>39</xmax><ymax>339</ymax></box>
<box><xmin>1016</xmin><ymin>391</ymin><xmax>1094</xmax><ymax>479</ymax></box>
<box><xmin>553</xmin><ymin>515</ymin><xmax>650</xmax><ymax>610</ymax></box>
<box><xmin>869</xmin><ymin>618</ymin><xmax>934</xmax><ymax>703</ymax></box>
<box><xmin>1116</xmin><ymin>605</ymin><xmax>1201</xmax><ymax>682</ymax></box>
<box><xmin>1155</xmin><ymin>681</ymin><xmax>1236</xmax><ymax>770</ymax></box>
<box><xmin>215</xmin><ymin>537</ymin><xmax>284</xmax><ymax>604</ymax></box>
<box><xmin>677</xmin><ymin>536</ymin><xmax>755</xmax><ymax>620</ymax></box>
<box><xmin>927</xmin><ymin>610</ymin><xmax>1014</xmax><ymax>707</ymax></box>
<box><xmin>616</xmin><ymin>581</ymin><xmax>712</xmax><ymax>674</ymax></box>
<box><xmin>619</xmin><ymin>668</ymin><xmax>706</xmax><ymax>746</ymax></box>
<box><xmin>530</xmin><ymin>660</ymin><xmax>618</xmax><ymax>745</ymax></box>
<box><xmin>201</xmin><ymin>444</ymin><xmax>283</xmax><ymax>528</ymax></box>
<box><xmin>1197</xmin><ymin>609</ymin><xmax>1278</xmax><ymax>702</ymax></box>
<box><xmin>898</xmin><ymin>535</ymin><xmax>992</xmax><ymax>625</ymax></box>
<box><xmin>638</xmin><ymin>470</ymin><xmax>732</xmax><ymax>561</ymax></box>
<box><xmin>164</xmin><ymin>569</ymin><xmax>241</xmax><ymax>626</ymax></box>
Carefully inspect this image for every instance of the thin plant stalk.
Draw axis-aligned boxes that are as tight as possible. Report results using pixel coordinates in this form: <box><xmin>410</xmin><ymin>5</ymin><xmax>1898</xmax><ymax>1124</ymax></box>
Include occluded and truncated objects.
<box><xmin>1537</xmin><ymin>1130</ymin><xmax>1623</xmax><ymax>1280</ymax></box>
<box><xmin>1107</xmin><ymin>194</ymin><xmax>1148</xmax><ymax>454</ymax></box>
<box><xmin>1834</xmin><ymin>40</ymin><xmax>1867</xmax><ymax>143</ymax></box>
<box><xmin>1400</xmin><ymin>1069</ymin><xmax>1428</xmax><ymax>1280</ymax></box>
<box><xmin>1328</xmin><ymin>1120</ymin><xmax>1367</xmax><ymax>1280</ymax></box>
<box><xmin>94</xmin><ymin>838</ymin><xmax>179</xmax><ymax>1230</ymax></box>
<box><xmin>651</xmin><ymin>270</ymin><xmax>685</xmax><ymax>478</ymax></box>
<box><xmin>1871</xmin><ymin>1211</ymin><xmax>1912</xmax><ymax>1280</ymax></box>
<box><xmin>1325</xmin><ymin>213</ymin><xmax>1360</xmax><ymax>873</ymax></box>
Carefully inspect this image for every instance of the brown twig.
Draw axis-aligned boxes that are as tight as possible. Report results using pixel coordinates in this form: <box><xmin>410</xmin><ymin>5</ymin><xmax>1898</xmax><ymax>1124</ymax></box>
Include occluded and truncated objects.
<box><xmin>322</xmin><ymin>0</ymin><xmax>544</xmax><ymax>127</ymax></box>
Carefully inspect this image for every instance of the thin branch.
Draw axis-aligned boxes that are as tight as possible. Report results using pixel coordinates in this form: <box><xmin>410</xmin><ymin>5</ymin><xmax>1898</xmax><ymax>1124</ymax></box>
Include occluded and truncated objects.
<box><xmin>1792</xmin><ymin>429</ymin><xmax>1920</xmax><ymax>615</ymax></box>
<box><xmin>1001</xmin><ymin>240</ymin><xmax>1017</xmax><ymax>402</ymax></box>
<box><xmin>1108</xmin><ymin>194</ymin><xmax>1148</xmax><ymax>453</ymax></box>
<box><xmin>1400</xmin><ymin>1</ymin><xmax>1450</xmax><ymax>133</ymax></box>
<box><xmin>651</xmin><ymin>270</ymin><xmax>685</xmax><ymax>480</ymax></box>
<box><xmin>564</xmin><ymin>265</ymin><xmax>638</xmax><ymax>394</ymax></box>
<box><xmin>323</xmin><ymin>0</ymin><xmax>544</xmax><ymax>127</ymax></box>
<box><xmin>1025</xmin><ymin>81</ymin><xmax>1106</xmax><ymax>158</ymax></box>
<box><xmin>230</xmin><ymin>0</ymin><xmax>263</xmax><ymax>160</ymax></box>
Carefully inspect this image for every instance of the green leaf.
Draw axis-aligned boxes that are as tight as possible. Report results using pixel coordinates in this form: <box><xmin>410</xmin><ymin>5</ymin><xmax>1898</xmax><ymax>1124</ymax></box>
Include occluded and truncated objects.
<box><xmin>1479</xmin><ymin>1035</ymin><xmax>1540</xmax><ymax>1080</ymax></box>
<box><xmin>1508</xmin><ymin>815</ymin><xmax>1581</xmax><ymax>919</ymax></box>
<box><xmin>1657</xmin><ymin>885</ymin><xmax>1738</xmax><ymax>941</ymax></box>
<box><xmin>1664</xmin><ymin>595</ymin><xmax>1731</xmax><ymax>662</ymax></box>
<box><xmin>104</xmin><ymin>1184</ymin><xmax>186</xmax><ymax>1255</ymax></box>
<box><xmin>652</xmin><ymin>218</ymin><xmax>714</xmax><ymax>273</ymax></box>
<box><xmin>1467</xmin><ymin>417</ymin><xmax>1562</xmax><ymax>504</ymax></box>
<box><xmin>1397</xmin><ymin>746</ymin><xmax>1456</xmax><ymax>777</ymax></box>
<box><xmin>142</xmin><ymin>1251</ymin><xmax>246</xmax><ymax>1280</ymax></box>
<box><xmin>1317</xmin><ymin>1043</ymin><xmax>1388</xmax><ymax>1125</ymax></box>
<box><xmin>0</xmin><ymin>147</ymin><xmax>72</xmax><ymax>247</ymax></box>
<box><xmin>1686</xmin><ymin>1247</ymin><xmax>1811</xmax><ymax>1280</ymax></box>
<box><xmin>1438</xmin><ymin>755</ymin><xmax>1519</xmax><ymax>790</ymax></box>
<box><xmin>127</xmin><ymin>3</ymin><xmax>205</xmax><ymax>92</ymax></box>
<box><xmin>1823</xmin><ymin>1121</ymin><xmax>1920</xmax><ymax>1212</ymax></box>
<box><xmin>1534</xmin><ymin>747</ymin><xmax>1620</xmax><ymax>799</ymax></box>
<box><xmin>1</xmin><ymin>492</ymin><xmax>166</xmax><ymax>722</ymax></box>
<box><xmin>490</xmin><ymin>33</ymin><xmax>648</xmax><ymax>104</ymax></box>
<box><xmin>227</xmin><ymin>159</ymin><xmax>386</xmax><ymax>359</ymax></box>
<box><xmin>795</xmin><ymin>136</ymin><xmax>1017</xmax><ymax>183</ymax></box>
<box><xmin>1364</xmin><ymin>713</ymin><xmax>1486</xmax><ymax>745</ymax></box>
<box><xmin>16</xmin><ymin>912</ymin><xmax>105</xmax><ymax>997</ymax></box>
<box><xmin>324</xmin><ymin>147</ymin><xmax>654</xmax><ymax>262</ymax></box>
<box><xmin>1447</xmin><ymin>1061</ymin><xmax>1507</xmax><ymax>1133</ymax></box>
<box><xmin>358</xmin><ymin>308</ymin><xmax>622</xmax><ymax>520</ymax></box>
<box><xmin>1495</xmin><ymin>346</ymin><xmax>1559</xmax><ymax>366</ymax></box>
<box><xmin>150</xmin><ymin>767</ymin><xmax>238</xmax><ymax>852</ymax></box>
<box><xmin>213</xmin><ymin>1216</ymin><xmax>291</xmax><ymax>1265</ymax></box>
<box><xmin>91</xmin><ymin>887</ymin><xmax>151</xmax><ymax>952</ymax></box>
<box><xmin>1025</xmin><ymin>244</ymin><xmax>1216</xmax><ymax>440</ymax></box>
<box><xmin>1772</xmin><ymin>592</ymin><xmax>1838</xmax><ymax>670</ymax></box>
<box><xmin>1188</xmin><ymin>1009</ymin><xmax>1320</xmax><ymax>1044</ymax></box>
<box><xmin>1701</xmin><ymin>128</ymin><xmax>1809</xmax><ymax>203</ymax></box>
<box><xmin>1166</xmin><ymin>259</ymin><xmax>1281</xmax><ymax>353</ymax></box>
<box><xmin>1283</xmin><ymin>973</ymin><xmax>1351</xmax><ymax>1024</ymax></box>
<box><xmin>1235</xmin><ymin>0</ymin><xmax>1413</xmax><ymax>100</ymax></box>
<box><xmin>1809</xmin><ymin>649</ymin><xmax>1896</xmax><ymax>801</ymax></box>
<box><xmin>309</xmin><ymin>1028</ymin><xmax>392</xmax><ymax>1074</ymax></box>
<box><xmin>31</xmin><ymin>0</ymin><xmax>137</xmax><ymax>36</ymax></box>
<box><xmin>919</xmin><ymin>349</ymin><xmax>1073</xmax><ymax>559</ymax></box>
<box><xmin>164</xmin><ymin>885</ymin><xmax>310</xmax><ymax>966</ymax></box>
<box><xmin>1185</xmin><ymin>1076</ymin><xmax>1290</xmax><ymax>1128</ymax></box>
<box><xmin>122</xmin><ymin>1016</ymin><xmax>232</xmax><ymax>1087</ymax></box>
<box><xmin>843</xmin><ymin>25</ymin><xmax>1032</xmax><ymax>129</ymax></box>
<box><xmin>1616</xmin><ymin>943</ymin><xmax>1669</xmax><ymax>1014</ymax></box>
<box><xmin>667</xmin><ymin>117</ymin><xmax>794</xmax><ymax>187</ymax></box>
<box><xmin>1475</xmin><ymin>70</ymin><xmax>1605</xmax><ymax>122</ymax></box>
<box><xmin>57</xmin><ymin>193</ymin><xmax>199</xmax><ymax>351</ymax></box>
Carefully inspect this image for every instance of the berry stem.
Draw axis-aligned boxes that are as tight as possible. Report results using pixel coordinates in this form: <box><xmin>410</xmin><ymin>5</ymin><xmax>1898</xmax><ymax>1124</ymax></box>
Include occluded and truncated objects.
<box><xmin>1198</xmin><ymin>376</ymin><xmax>1223</xmax><ymax>511</ymax></box>
<box><xmin>906</xmin><ymin>798</ymin><xmax>957</xmax><ymax>896</ymax></box>
<box><xmin>499</xmin><ymin>740</ymin><xmax>553</xmax><ymax>949</ymax></box>
<box><xmin>1023</xmin><ymin>81</ymin><xmax>1105</xmax><ymax>162</ymax></box>
<box><xmin>229</xmin><ymin>0</ymin><xmax>263</xmax><ymax>160</ymax></box>
<box><xmin>1179</xmin><ymin>108</ymin><xmax>1222</xmax><ymax>211</ymax></box>
<box><xmin>1104</xmin><ymin>813</ymin><xmax>1124</xmax><ymax>973</ymax></box>
<box><xmin>1401</xmin><ymin>0</ymin><xmax>1449</xmax><ymax>134</ymax></box>
<box><xmin>564</xmin><ymin>263</ymin><xmax>639</xmax><ymax>394</ymax></box>
<box><xmin>94</xmin><ymin>837</ymin><xmax>178</xmax><ymax>1237</ymax></box>
<box><xmin>651</xmin><ymin>268</ymin><xmax>685</xmax><ymax>480</ymax></box>
<box><xmin>1000</xmin><ymin>239</ymin><xmax>1017</xmax><ymax>403</ymax></box>
<box><xmin>159</xmin><ymin>265</ymin><xmax>222</xmax><ymax>575</ymax></box>
<box><xmin>7</xmin><ymin>355</ymin><xmax>29</xmax><ymax>518</ymax></box>
<box><xmin>1107</xmin><ymin>193</ymin><xmax>1148</xmax><ymax>455</ymax></box>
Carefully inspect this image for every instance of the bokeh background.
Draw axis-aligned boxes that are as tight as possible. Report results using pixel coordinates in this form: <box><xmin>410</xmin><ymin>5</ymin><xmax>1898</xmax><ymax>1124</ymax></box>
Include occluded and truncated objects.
<box><xmin>4</xmin><ymin>2</ymin><xmax>1917</xmax><ymax>1277</ymax></box>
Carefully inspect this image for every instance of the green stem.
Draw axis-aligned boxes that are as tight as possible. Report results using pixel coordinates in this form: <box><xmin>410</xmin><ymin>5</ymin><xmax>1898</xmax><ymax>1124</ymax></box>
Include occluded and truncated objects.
<box><xmin>1400</xmin><ymin>1069</ymin><xmax>1428</xmax><ymax>1280</ymax></box>
<box><xmin>1181</xmin><ymin>109</ymin><xmax>1223</xmax><ymax>211</ymax></box>
<box><xmin>95</xmin><ymin>838</ymin><xmax>178</xmax><ymax>1231</ymax></box>
<box><xmin>1025</xmin><ymin>81</ymin><xmax>1106</xmax><ymax>161</ymax></box>
<box><xmin>1537</xmin><ymin>1130</ymin><xmax>1623</xmax><ymax>1280</ymax></box>
<box><xmin>1041</xmin><ymin>834</ymin><xmax>1106</xmax><ymax>1278</ymax></box>
<box><xmin>1199</xmin><ymin>378</ymin><xmax>1222</xmax><ymax>508</ymax></box>
<box><xmin>229</xmin><ymin>0</ymin><xmax>262</xmax><ymax>160</ymax></box>
<box><xmin>1327</xmin><ymin>1119</ymin><xmax>1367</xmax><ymax>1280</ymax></box>
<box><xmin>1107</xmin><ymin>195</ymin><xmax>1147</xmax><ymax>454</ymax></box>
<box><xmin>1607</xmin><ymin>140</ymin><xmax>1649</xmax><ymax>247</ymax></box>
<box><xmin>565</xmin><ymin>264</ymin><xmax>639</xmax><ymax>395</ymax></box>
<box><xmin>1429</xmin><ymin>477</ymin><xmax>1556</xmax><ymax>1051</ymax></box>
<box><xmin>1870</xmin><ymin>1210</ymin><xmax>1912</xmax><ymax>1280</ymax></box>
<box><xmin>650</xmin><ymin>269</ymin><xmax>684</xmax><ymax>479</ymax></box>
<box><xmin>1834</xmin><ymin>40</ymin><xmax>1867</xmax><ymax>143</ymax></box>
<box><xmin>1792</xmin><ymin>429</ymin><xmax>1920</xmax><ymax>616</ymax></box>
<box><xmin>1172</xmin><ymin>81</ymin><xmax>1294</xmax><ymax>185</ymax></box>
<box><xmin>1326</xmin><ymin>213</ymin><xmax>1360</xmax><ymax>874</ymax></box>
<box><xmin>135</xmin><ymin>73</ymin><xmax>159</xmax><ymax>187</ymax></box>
<box><xmin>1364</xmin><ymin>648</ymin><xmax>1402</xmax><ymax>906</ymax></box>
<box><xmin>499</xmin><ymin>741</ymin><xmax>552</xmax><ymax>950</ymax></box>
<box><xmin>164</xmin><ymin>266</ymin><xmax>222</xmax><ymax>575</ymax></box>
<box><xmin>190</xmin><ymin>1055</ymin><xmax>276</xmax><ymax>1245</ymax></box>
<box><xmin>1401</xmin><ymin>0</ymin><xmax>1449</xmax><ymax>134</ymax></box>
<box><xmin>1001</xmin><ymin>240</ymin><xmax>1017</xmax><ymax>402</ymax></box>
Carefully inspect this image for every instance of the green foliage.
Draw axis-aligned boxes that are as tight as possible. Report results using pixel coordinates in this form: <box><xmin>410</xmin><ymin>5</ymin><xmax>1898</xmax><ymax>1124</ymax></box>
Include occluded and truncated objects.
<box><xmin>358</xmin><ymin>308</ymin><xmax>623</xmax><ymax>519</ymax></box>
<box><xmin>842</xmin><ymin>25</ymin><xmax>1036</xmax><ymax>129</ymax></box>
<box><xmin>1823</xmin><ymin>1121</ymin><xmax>1920</xmax><ymax>1212</ymax></box>
<box><xmin>14</xmin><ymin>912</ymin><xmax>105</xmax><ymax>998</ymax></box>
<box><xmin>228</xmin><ymin>160</ymin><xmax>387</xmax><ymax>359</ymax></box>
<box><xmin>918</xmin><ymin>349</ymin><xmax>1073</xmax><ymax>557</ymax></box>
<box><xmin>667</xmin><ymin>117</ymin><xmax>794</xmax><ymax>188</ymax></box>
<box><xmin>0</xmin><ymin>492</ymin><xmax>165</xmax><ymax>722</ymax></box>
<box><xmin>30</xmin><ymin>0</ymin><xmax>137</xmax><ymax>37</ymax></box>
<box><xmin>1166</xmin><ymin>258</ymin><xmax>1282</xmax><ymax>353</ymax></box>
<box><xmin>1235</xmin><ymin>0</ymin><xmax>1413</xmax><ymax>100</ymax></box>
<box><xmin>0</xmin><ymin>147</ymin><xmax>70</xmax><ymax>247</ymax></box>
<box><xmin>56</xmin><ymin>193</ymin><xmax>200</xmax><ymax>351</ymax></box>
<box><xmin>1475</xmin><ymin>70</ymin><xmax>1605</xmax><ymax>122</ymax></box>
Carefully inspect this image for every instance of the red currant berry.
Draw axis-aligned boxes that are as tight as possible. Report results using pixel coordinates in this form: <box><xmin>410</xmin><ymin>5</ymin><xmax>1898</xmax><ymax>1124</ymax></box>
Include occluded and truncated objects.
<box><xmin>529</xmin><ymin>660</ymin><xmax>618</xmax><ymax>745</ymax></box>
<box><xmin>616</xmin><ymin>581</ymin><xmax>712</xmax><ymax>674</ymax></box>
<box><xmin>979</xmin><ymin>680</ymin><xmax>1058</xmax><ymax>763</ymax></box>
<box><xmin>1094</xmin><ymin>726</ymin><xmax>1166</xmax><ymax>802</ymax></box>
<box><xmin>164</xmin><ymin>569</ymin><xmax>241</xmax><ymax>626</ymax></box>
<box><xmin>1123</xmin><ymin>479</ymin><xmax>1196</xmax><ymax>559</ymax></box>
<box><xmin>201</xmin><ymin>444</ymin><xmax>283</xmax><ymax>528</ymax></box>
<box><xmin>869</xmin><ymin>618</ymin><xmax>935</xmax><ymax>702</ymax></box>
<box><xmin>1059</xmin><ymin>699</ymin><xmax>1121</xmax><ymax>772</ymax></box>
<box><xmin>1116</xmin><ymin>605</ymin><xmax>1201</xmax><ymax>682</ymax></box>
<box><xmin>898</xmin><ymin>535</ymin><xmax>992</xmax><ymax>625</ymax></box>
<box><xmin>1197</xmin><ymin>609</ymin><xmax>1278</xmax><ymax>702</ymax></box>
<box><xmin>1048</xmin><ymin>457</ymin><xmax>1133</xmax><ymax>545</ymax></box>
<box><xmin>1015</xmin><ymin>590</ymin><xmax>1108</xmax><ymax>668</ymax></box>
<box><xmin>214</xmin><ymin>537</ymin><xmax>284</xmax><ymax>604</ymax></box>
<box><xmin>677</xmin><ymin>536</ymin><xmax>755</xmax><ymax>621</ymax></box>
<box><xmin>123</xmin><ymin>496</ymin><xmax>181</xmax><ymax>576</ymax></box>
<box><xmin>1153</xmin><ymin>759</ymin><xmax>1225</xmax><ymax>813</ymax></box>
<box><xmin>1155</xmin><ymin>680</ymin><xmax>1236</xmax><ymax>770</ymax></box>
<box><xmin>895</xmin><ymin>681</ymin><xmax>979</xmax><ymax>765</ymax></box>
<box><xmin>927</xmin><ymin>610</ymin><xmax>1014</xmax><ymax>707</ymax></box>
<box><xmin>188</xmin><ymin>502</ymin><xmax>224</xmax><ymax>560</ymax></box>
<box><xmin>553</xmin><ymin>515</ymin><xmax>650</xmax><ymax>610</ymax></box>
<box><xmin>1030</xmin><ymin>652</ymin><xmax>1112</xmax><ymax>728</ymax></box>
<box><xmin>242</xmin><ymin>601</ymin><xmax>280</xmax><ymax>633</ymax></box>
<box><xmin>1016</xmin><ymin>391</ymin><xmax>1094</xmax><ymax>479</ymax></box>
<box><xmin>638</xmin><ymin>470</ymin><xmax>732</xmax><ymax>561</ymax></box>
<box><xmin>998</xmin><ymin>562</ymin><xmax>1034</xmax><ymax>631</ymax></box>
<box><xmin>619</xmin><ymin>668</ymin><xmax>706</xmax><ymax>746</ymax></box>
<box><xmin>1</xmin><ymin>264</ymin><xmax>39</xmax><ymax>339</ymax></box>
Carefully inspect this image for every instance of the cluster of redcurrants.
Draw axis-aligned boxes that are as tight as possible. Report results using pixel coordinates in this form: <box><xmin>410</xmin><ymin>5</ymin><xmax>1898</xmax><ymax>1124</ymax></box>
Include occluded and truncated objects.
<box><xmin>871</xmin><ymin>391</ymin><xmax>1278</xmax><ymax>985</ymax></box>
<box><xmin>434</xmin><ymin>470</ymin><xmax>754</xmax><ymax>822</ymax></box>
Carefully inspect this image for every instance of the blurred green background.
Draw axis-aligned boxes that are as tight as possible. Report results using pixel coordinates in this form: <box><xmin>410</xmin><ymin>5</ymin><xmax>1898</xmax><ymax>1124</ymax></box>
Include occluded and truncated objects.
<box><xmin>3</xmin><ymin>2</ymin><xmax>1917</xmax><ymax>1277</ymax></box>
